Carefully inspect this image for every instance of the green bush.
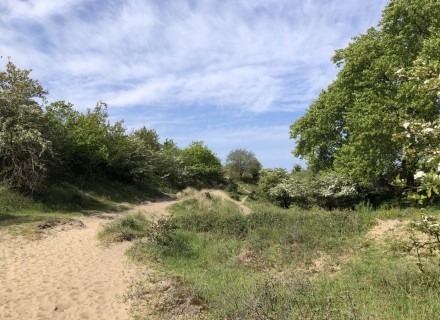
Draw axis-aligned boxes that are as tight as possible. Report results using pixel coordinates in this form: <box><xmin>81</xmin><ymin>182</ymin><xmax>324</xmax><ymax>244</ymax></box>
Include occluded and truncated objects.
<box><xmin>258</xmin><ymin>168</ymin><xmax>290</xmax><ymax>197</ymax></box>
<box><xmin>268</xmin><ymin>178</ymin><xmax>311</xmax><ymax>208</ymax></box>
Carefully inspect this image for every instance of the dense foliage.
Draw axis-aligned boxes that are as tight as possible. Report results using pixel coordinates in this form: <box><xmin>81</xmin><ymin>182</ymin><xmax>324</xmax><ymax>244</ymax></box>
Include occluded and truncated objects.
<box><xmin>180</xmin><ymin>141</ymin><xmax>224</xmax><ymax>188</ymax></box>
<box><xmin>258</xmin><ymin>169</ymin><xmax>368</xmax><ymax>209</ymax></box>
<box><xmin>0</xmin><ymin>61</ymin><xmax>51</xmax><ymax>190</ymax></box>
<box><xmin>290</xmin><ymin>0</ymin><xmax>440</xmax><ymax>203</ymax></box>
<box><xmin>0</xmin><ymin>59</ymin><xmax>224</xmax><ymax>191</ymax></box>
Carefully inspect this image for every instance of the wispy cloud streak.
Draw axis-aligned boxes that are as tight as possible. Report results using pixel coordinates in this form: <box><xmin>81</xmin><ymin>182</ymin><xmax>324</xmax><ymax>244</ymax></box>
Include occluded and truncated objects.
<box><xmin>1</xmin><ymin>0</ymin><xmax>388</xmax><ymax>112</ymax></box>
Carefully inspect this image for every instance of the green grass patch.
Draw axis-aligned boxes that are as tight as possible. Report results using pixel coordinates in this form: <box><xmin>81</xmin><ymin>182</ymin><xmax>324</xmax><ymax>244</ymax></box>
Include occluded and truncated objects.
<box><xmin>98</xmin><ymin>212</ymin><xmax>150</xmax><ymax>244</ymax></box>
<box><xmin>129</xmin><ymin>192</ymin><xmax>407</xmax><ymax>319</ymax></box>
<box><xmin>303</xmin><ymin>249</ymin><xmax>440</xmax><ymax>319</ymax></box>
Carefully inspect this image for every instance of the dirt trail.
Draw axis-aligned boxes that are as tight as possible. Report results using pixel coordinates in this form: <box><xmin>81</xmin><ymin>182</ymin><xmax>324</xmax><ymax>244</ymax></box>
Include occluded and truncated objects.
<box><xmin>209</xmin><ymin>189</ymin><xmax>252</xmax><ymax>215</ymax></box>
<box><xmin>0</xmin><ymin>198</ymin><xmax>177</xmax><ymax>320</ymax></box>
<box><xmin>0</xmin><ymin>190</ymin><xmax>248</xmax><ymax>320</ymax></box>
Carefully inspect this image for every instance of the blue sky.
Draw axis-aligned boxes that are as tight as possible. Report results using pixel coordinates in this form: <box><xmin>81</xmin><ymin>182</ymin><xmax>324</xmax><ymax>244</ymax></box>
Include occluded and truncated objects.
<box><xmin>0</xmin><ymin>0</ymin><xmax>389</xmax><ymax>169</ymax></box>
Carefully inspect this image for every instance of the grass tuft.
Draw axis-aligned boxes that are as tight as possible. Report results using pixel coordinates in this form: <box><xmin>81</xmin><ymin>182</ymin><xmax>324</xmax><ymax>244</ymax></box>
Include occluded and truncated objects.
<box><xmin>98</xmin><ymin>212</ymin><xmax>150</xmax><ymax>244</ymax></box>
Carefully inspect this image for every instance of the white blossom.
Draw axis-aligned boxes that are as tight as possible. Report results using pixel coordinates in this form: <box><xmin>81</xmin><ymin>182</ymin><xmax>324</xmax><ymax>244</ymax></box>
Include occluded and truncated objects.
<box><xmin>422</xmin><ymin>128</ymin><xmax>434</xmax><ymax>134</ymax></box>
<box><xmin>403</xmin><ymin>121</ymin><xmax>410</xmax><ymax>129</ymax></box>
<box><xmin>414</xmin><ymin>171</ymin><xmax>427</xmax><ymax>180</ymax></box>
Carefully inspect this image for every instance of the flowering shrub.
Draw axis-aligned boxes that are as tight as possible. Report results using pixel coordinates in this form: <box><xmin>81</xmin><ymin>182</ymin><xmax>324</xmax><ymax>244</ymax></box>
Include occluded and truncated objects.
<box><xmin>258</xmin><ymin>168</ymin><xmax>289</xmax><ymax>197</ymax></box>
<box><xmin>393</xmin><ymin>119</ymin><xmax>440</xmax><ymax>204</ymax></box>
<box><xmin>265</xmin><ymin>172</ymin><xmax>366</xmax><ymax>209</ymax></box>
<box><xmin>393</xmin><ymin>60</ymin><xmax>440</xmax><ymax>204</ymax></box>
<box><xmin>268</xmin><ymin>178</ymin><xmax>309</xmax><ymax>208</ymax></box>
<box><xmin>312</xmin><ymin>173</ymin><xmax>365</xmax><ymax>210</ymax></box>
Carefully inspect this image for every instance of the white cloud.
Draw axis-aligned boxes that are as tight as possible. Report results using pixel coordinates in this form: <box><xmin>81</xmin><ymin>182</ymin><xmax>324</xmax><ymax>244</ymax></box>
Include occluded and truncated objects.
<box><xmin>0</xmin><ymin>0</ymin><xmax>389</xmax><ymax>113</ymax></box>
<box><xmin>0</xmin><ymin>0</ymin><xmax>90</xmax><ymax>19</ymax></box>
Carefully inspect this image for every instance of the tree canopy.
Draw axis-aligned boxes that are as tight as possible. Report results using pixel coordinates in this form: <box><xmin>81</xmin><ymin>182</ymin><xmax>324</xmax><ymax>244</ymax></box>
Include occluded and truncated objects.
<box><xmin>0</xmin><ymin>60</ymin><xmax>51</xmax><ymax>190</ymax></box>
<box><xmin>181</xmin><ymin>141</ymin><xmax>224</xmax><ymax>187</ymax></box>
<box><xmin>290</xmin><ymin>0</ymin><xmax>440</xmax><ymax>192</ymax></box>
<box><xmin>225</xmin><ymin>149</ymin><xmax>262</xmax><ymax>182</ymax></box>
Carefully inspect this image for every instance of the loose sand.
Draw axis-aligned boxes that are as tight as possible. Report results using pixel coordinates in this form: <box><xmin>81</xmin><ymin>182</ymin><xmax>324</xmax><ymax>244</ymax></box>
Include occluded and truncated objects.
<box><xmin>0</xmin><ymin>198</ymin><xmax>178</xmax><ymax>320</ymax></box>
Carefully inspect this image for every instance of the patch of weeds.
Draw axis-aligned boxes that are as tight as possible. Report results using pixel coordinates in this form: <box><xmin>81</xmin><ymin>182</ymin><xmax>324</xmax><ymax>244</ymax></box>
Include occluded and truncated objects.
<box><xmin>98</xmin><ymin>212</ymin><xmax>149</xmax><ymax>244</ymax></box>
<box><xmin>243</xmin><ymin>275</ymin><xmax>314</xmax><ymax>319</ymax></box>
<box><xmin>127</xmin><ymin>194</ymin><xmax>374</xmax><ymax>318</ymax></box>
<box><xmin>388</xmin><ymin>238</ymin><xmax>413</xmax><ymax>256</ymax></box>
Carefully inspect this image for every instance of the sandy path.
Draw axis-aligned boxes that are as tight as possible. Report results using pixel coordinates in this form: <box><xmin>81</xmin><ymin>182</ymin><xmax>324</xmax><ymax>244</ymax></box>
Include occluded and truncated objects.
<box><xmin>0</xmin><ymin>198</ymin><xmax>177</xmax><ymax>320</ymax></box>
<box><xmin>0</xmin><ymin>190</ymin><xmax>247</xmax><ymax>320</ymax></box>
<box><xmin>209</xmin><ymin>189</ymin><xmax>252</xmax><ymax>215</ymax></box>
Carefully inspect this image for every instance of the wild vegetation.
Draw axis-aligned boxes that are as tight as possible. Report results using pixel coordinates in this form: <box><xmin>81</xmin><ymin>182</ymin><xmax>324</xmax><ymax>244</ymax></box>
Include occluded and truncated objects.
<box><xmin>0</xmin><ymin>59</ymin><xmax>224</xmax><ymax>195</ymax></box>
<box><xmin>225</xmin><ymin>149</ymin><xmax>262</xmax><ymax>183</ymax></box>
<box><xmin>2</xmin><ymin>0</ymin><xmax>440</xmax><ymax>319</ymax></box>
<box><xmin>125</xmin><ymin>191</ymin><xmax>440</xmax><ymax>319</ymax></box>
<box><xmin>0</xmin><ymin>58</ymin><xmax>225</xmax><ymax>228</ymax></box>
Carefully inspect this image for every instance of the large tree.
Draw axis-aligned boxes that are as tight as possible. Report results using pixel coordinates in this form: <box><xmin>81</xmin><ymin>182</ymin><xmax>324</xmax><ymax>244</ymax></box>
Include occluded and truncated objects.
<box><xmin>225</xmin><ymin>148</ymin><xmax>262</xmax><ymax>182</ymax></box>
<box><xmin>290</xmin><ymin>0</ymin><xmax>440</xmax><ymax>186</ymax></box>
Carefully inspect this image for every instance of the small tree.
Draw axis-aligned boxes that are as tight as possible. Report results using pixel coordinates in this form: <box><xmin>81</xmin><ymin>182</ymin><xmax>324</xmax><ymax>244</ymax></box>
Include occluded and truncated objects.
<box><xmin>0</xmin><ymin>59</ymin><xmax>52</xmax><ymax>191</ymax></box>
<box><xmin>225</xmin><ymin>149</ymin><xmax>262</xmax><ymax>182</ymax></box>
<box><xmin>181</xmin><ymin>141</ymin><xmax>224</xmax><ymax>187</ymax></box>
